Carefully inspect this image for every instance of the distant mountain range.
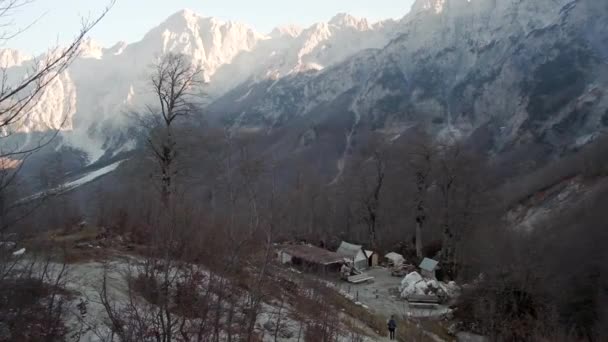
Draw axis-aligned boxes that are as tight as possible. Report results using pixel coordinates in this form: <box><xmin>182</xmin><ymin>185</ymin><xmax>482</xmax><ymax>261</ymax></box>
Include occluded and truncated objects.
<box><xmin>3</xmin><ymin>0</ymin><xmax>608</xmax><ymax>180</ymax></box>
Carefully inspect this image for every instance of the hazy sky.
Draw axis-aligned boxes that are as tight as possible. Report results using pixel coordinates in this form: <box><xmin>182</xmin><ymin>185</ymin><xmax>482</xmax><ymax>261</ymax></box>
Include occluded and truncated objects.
<box><xmin>6</xmin><ymin>0</ymin><xmax>416</xmax><ymax>55</ymax></box>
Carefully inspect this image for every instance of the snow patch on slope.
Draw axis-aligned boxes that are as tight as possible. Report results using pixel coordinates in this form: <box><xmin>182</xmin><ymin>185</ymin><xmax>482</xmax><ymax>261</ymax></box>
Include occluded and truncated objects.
<box><xmin>62</xmin><ymin>160</ymin><xmax>125</xmax><ymax>190</ymax></box>
<box><xmin>21</xmin><ymin>160</ymin><xmax>125</xmax><ymax>203</ymax></box>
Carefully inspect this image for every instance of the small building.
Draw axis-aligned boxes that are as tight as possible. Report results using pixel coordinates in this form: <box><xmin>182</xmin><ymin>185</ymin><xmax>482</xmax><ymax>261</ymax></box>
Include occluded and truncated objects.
<box><xmin>385</xmin><ymin>252</ymin><xmax>405</xmax><ymax>266</ymax></box>
<box><xmin>336</xmin><ymin>241</ymin><xmax>377</xmax><ymax>270</ymax></box>
<box><xmin>278</xmin><ymin>244</ymin><xmax>345</xmax><ymax>273</ymax></box>
<box><xmin>419</xmin><ymin>258</ymin><xmax>439</xmax><ymax>279</ymax></box>
<box><xmin>365</xmin><ymin>250</ymin><xmax>379</xmax><ymax>268</ymax></box>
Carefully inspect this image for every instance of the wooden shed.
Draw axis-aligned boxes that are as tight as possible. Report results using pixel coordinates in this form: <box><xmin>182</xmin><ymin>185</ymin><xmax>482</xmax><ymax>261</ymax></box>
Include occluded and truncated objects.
<box><xmin>336</xmin><ymin>241</ymin><xmax>377</xmax><ymax>270</ymax></box>
<box><xmin>385</xmin><ymin>252</ymin><xmax>405</xmax><ymax>266</ymax></box>
<box><xmin>278</xmin><ymin>244</ymin><xmax>345</xmax><ymax>273</ymax></box>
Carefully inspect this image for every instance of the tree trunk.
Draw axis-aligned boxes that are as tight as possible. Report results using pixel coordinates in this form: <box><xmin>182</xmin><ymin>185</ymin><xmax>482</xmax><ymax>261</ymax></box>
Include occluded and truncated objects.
<box><xmin>414</xmin><ymin>170</ymin><xmax>427</xmax><ymax>260</ymax></box>
<box><xmin>416</xmin><ymin>219</ymin><xmax>423</xmax><ymax>259</ymax></box>
<box><xmin>273</xmin><ymin>296</ymin><xmax>286</xmax><ymax>341</ymax></box>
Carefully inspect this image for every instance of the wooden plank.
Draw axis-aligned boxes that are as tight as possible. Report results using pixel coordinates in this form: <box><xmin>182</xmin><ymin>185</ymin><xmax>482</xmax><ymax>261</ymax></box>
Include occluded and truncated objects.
<box><xmin>409</xmin><ymin>302</ymin><xmax>439</xmax><ymax>309</ymax></box>
<box><xmin>407</xmin><ymin>294</ymin><xmax>440</xmax><ymax>304</ymax></box>
<box><xmin>408</xmin><ymin>295</ymin><xmax>440</xmax><ymax>310</ymax></box>
<box><xmin>347</xmin><ymin>274</ymin><xmax>374</xmax><ymax>284</ymax></box>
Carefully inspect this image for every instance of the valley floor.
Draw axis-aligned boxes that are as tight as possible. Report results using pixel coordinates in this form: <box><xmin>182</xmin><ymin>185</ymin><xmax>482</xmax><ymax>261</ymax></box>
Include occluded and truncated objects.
<box><xmin>8</xmin><ymin>227</ymin><xmax>455</xmax><ymax>341</ymax></box>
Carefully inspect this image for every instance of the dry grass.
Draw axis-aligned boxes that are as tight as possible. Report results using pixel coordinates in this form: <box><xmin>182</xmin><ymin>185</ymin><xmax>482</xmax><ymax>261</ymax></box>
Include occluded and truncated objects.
<box><xmin>22</xmin><ymin>227</ymin><xmax>120</xmax><ymax>264</ymax></box>
<box><xmin>400</xmin><ymin>318</ymin><xmax>454</xmax><ymax>341</ymax></box>
<box><xmin>0</xmin><ymin>277</ymin><xmax>71</xmax><ymax>341</ymax></box>
<box><xmin>328</xmin><ymin>291</ymin><xmax>386</xmax><ymax>333</ymax></box>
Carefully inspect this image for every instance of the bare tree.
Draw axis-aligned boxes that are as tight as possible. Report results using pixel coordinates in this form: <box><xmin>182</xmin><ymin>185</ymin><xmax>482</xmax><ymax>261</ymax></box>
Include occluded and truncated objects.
<box><xmin>407</xmin><ymin>133</ymin><xmax>435</xmax><ymax>259</ymax></box>
<box><xmin>140</xmin><ymin>53</ymin><xmax>204</xmax><ymax>207</ymax></box>
<box><xmin>436</xmin><ymin>143</ymin><xmax>459</xmax><ymax>275</ymax></box>
<box><xmin>110</xmin><ymin>56</ymin><xmax>204</xmax><ymax>341</ymax></box>
<box><xmin>144</xmin><ymin>53</ymin><xmax>203</xmax><ymax>342</ymax></box>
<box><xmin>0</xmin><ymin>0</ymin><xmax>115</xmax><ymax>234</ymax></box>
<box><xmin>0</xmin><ymin>1</ymin><xmax>114</xmax><ymax>339</ymax></box>
<box><xmin>98</xmin><ymin>54</ymin><xmax>210</xmax><ymax>342</ymax></box>
<box><xmin>361</xmin><ymin>150</ymin><xmax>385</xmax><ymax>252</ymax></box>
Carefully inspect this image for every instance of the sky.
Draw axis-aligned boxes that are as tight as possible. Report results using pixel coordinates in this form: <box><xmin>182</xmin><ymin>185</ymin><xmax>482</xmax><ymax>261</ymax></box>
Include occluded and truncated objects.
<box><xmin>5</xmin><ymin>0</ymin><xmax>416</xmax><ymax>55</ymax></box>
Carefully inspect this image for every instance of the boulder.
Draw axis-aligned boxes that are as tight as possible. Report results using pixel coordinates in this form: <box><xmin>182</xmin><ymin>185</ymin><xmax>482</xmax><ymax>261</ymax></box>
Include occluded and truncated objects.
<box><xmin>400</xmin><ymin>271</ymin><xmax>423</xmax><ymax>289</ymax></box>
<box><xmin>445</xmin><ymin>281</ymin><xmax>461</xmax><ymax>298</ymax></box>
<box><xmin>399</xmin><ymin>272</ymin><xmax>461</xmax><ymax>301</ymax></box>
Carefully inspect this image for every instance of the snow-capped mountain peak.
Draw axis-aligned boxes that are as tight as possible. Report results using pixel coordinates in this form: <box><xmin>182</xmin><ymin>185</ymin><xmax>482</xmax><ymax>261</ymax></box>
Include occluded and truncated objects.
<box><xmin>161</xmin><ymin>8</ymin><xmax>203</xmax><ymax>29</ymax></box>
<box><xmin>5</xmin><ymin>1</ymin><xmax>607</xmax><ymax>175</ymax></box>
<box><xmin>328</xmin><ymin>13</ymin><xmax>371</xmax><ymax>30</ymax></box>
<box><xmin>412</xmin><ymin>0</ymin><xmax>448</xmax><ymax>14</ymax></box>
<box><xmin>79</xmin><ymin>38</ymin><xmax>104</xmax><ymax>59</ymax></box>
<box><xmin>269</xmin><ymin>25</ymin><xmax>303</xmax><ymax>38</ymax></box>
<box><xmin>0</xmin><ymin>48</ymin><xmax>31</xmax><ymax>67</ymax></box>
<box><xmin>0</xmin><ymin>6</ymin><xmax>445</xmax><ymax>163</ymax></box>
<box><xmin>106</xmin><ymin>41</ymin><xmax>127</xmax><ymax>56</ymax></box>
<box><xmin>2</xmin><ymin>8</ymin><xmax>404</xmax><ymax>163</ymax></box>
<box><xmin>176</xmin><ymin>8</ymin><xmax>199</xmax><ymax>20</ymax></box>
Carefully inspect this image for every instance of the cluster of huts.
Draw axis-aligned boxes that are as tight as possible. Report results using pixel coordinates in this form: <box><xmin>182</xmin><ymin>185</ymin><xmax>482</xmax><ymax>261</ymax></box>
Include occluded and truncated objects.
<box><xmin>277</xmin><ymin>241</ymin><xmax>440</xmax><ymax>282</ymax></box>
<box><xmin>277</xmin><ymin>242</ymin><xmax>449</xmax><ymax>311</ymax></box>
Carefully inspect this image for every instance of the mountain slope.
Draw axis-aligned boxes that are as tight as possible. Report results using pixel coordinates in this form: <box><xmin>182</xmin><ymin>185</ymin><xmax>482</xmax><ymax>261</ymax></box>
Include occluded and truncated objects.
<box><xmin>2</xmin><ymin>10</ymin><xmax>401</xmax><ymax>163</ymax></box>
<box><xmin>5</xmin><ymin>0</ymin><xmax>608</xmax><ymax>180</ymax></box>
<box><xmin>208</xmin><ymin>0</ymin><xmax>608</xmax><ymax>172</ymax></box>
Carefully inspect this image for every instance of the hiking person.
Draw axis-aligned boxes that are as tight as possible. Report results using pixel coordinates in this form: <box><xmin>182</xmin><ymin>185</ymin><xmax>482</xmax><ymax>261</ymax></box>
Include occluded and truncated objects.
<box><xmin>388</xmin><ymin>315</ymin><xmax>397</xmax><ymax>340</ymax></box>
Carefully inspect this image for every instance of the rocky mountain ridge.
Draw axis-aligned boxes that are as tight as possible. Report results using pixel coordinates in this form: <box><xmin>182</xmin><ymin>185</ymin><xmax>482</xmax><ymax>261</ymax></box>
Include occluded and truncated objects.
<box><xmin>209</xmin><ymin>0</ymin><xmax>608</xmax><ymax>157</ymax></box>
<box><xmin>4</xmin><ymin>0</ymin><xmax>608</xmax><ymax>174</ymax></box>
<box><xmin>2</xmin><ymin>8</ymin><xmax>402</xmax><ymax>162</ymax></box>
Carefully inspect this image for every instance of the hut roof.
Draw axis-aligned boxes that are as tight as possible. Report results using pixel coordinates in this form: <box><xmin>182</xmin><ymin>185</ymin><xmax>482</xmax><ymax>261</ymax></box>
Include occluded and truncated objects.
<box><xmin>336</xmin><ymin>241</ymin><xmax>364</xmax><ymax>259</ymax></box>
<box><xmin>419</xmin><ymin>258</ymin><xmax>439</xmax><ymax>272</ymax></box>
<box><xmin>385</xmin><ymin>252</ymin><xmax>405</xmax><ymax>263</ymax></box>
<box><xmin>282</xmin><ymin>245</ymin><xmax>344</xmax><ymax>266</ymax></box>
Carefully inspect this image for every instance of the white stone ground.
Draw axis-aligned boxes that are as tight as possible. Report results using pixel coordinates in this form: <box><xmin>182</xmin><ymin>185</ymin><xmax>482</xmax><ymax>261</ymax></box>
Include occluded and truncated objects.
<box><xmin>59</xmin><ymin>258</ymin><xmax>385</xmax><ymax>341</ymax></box>
<box><xmin>334</xmin><ymin>268</ymin><xmax>452</xmax><ymax>319</ymax></box>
